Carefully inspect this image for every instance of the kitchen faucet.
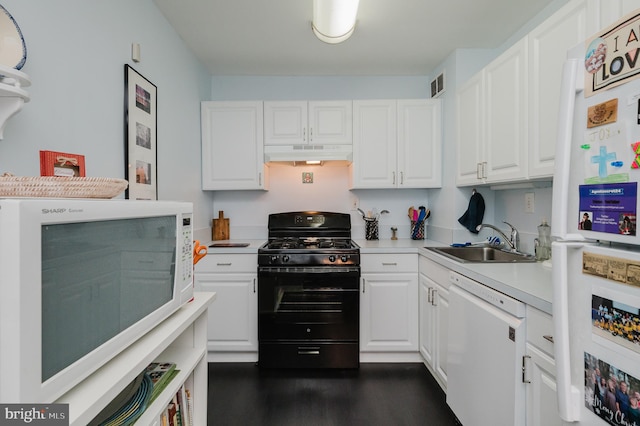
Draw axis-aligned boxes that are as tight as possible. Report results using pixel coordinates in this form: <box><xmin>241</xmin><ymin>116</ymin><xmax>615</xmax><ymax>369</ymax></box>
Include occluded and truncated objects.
<box><xmin>476</xmin><ymin>221</ymin><xmax>520</xmax><ymax>252</ymax></box>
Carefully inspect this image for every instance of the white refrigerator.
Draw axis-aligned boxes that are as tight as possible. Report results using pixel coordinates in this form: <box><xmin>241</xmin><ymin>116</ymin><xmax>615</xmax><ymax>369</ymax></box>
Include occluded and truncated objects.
<box><xmin>552</xmin><ymin>9</ymin><xmax>640</xmax><ymax>425</ymax></box>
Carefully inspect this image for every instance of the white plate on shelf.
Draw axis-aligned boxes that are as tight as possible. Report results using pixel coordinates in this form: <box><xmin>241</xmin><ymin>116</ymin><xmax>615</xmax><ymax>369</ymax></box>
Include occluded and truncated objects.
<box><xmin>0</xmin><ymin>5</ymin><xmax>26</xmax><ymax>70</ymax></box>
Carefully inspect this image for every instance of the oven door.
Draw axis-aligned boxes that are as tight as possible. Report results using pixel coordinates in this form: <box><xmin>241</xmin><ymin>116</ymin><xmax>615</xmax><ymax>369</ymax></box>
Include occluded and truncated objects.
<box><xmin>258</xmin><ymin>266</ymin><xmax>360</xmax><ymax>342</ymax></box>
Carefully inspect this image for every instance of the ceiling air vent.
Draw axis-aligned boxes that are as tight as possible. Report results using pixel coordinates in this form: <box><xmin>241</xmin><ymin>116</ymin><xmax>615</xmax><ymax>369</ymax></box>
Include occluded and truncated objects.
<box><xmin>430</xmin><ymin>72</ymin><xmax>445</xmax><ymax>98</ymax></box>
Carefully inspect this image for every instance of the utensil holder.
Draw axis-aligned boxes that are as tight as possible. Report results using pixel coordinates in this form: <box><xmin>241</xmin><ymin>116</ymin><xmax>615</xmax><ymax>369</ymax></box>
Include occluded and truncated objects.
<box><xmin>365</xmin><ymin>219</ymin><xmax>379</xmax><ymax>240</ymax></box>
<box><xmin>410</xmin><ymin>220</ymin><xmax>425</xmax><ymax>240</ymax></box>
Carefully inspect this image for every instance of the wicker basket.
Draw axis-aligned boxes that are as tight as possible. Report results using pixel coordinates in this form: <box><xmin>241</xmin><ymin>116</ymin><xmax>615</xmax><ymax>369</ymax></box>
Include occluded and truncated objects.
<box><xmin>0</xmin><ymin>175</ymin><xmax>128</xmax><ymax>199</ymax></box>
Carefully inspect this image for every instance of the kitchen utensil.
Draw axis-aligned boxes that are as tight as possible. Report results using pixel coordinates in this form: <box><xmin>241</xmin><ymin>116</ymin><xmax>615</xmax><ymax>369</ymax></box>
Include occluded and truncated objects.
<box><xmin>193</xmin><ymin>240</ymin><xmax>207</xmax><ymax>264</ymax></box>
<box><xmin>212</xmin><ymin>210</ymin><xmax>230</xmax><ymax>241</ymax></box>
<box><xmin>357</xmin><ymin>208</ymin><xmax>366</xmax><ymax>218</ymax></box>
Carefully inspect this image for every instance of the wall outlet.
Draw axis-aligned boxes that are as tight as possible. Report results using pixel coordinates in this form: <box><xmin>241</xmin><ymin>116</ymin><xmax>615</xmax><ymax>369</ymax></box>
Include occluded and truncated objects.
<box><xmin>525</xmin><ymin>192</ymin><xmax>535</xmax><ymax>213</ymax></box>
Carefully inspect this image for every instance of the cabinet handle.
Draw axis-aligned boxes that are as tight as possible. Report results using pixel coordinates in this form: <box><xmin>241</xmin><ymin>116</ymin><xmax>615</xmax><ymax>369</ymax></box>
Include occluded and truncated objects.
<box><xmin>392</xmin><ymin>171</ymin><xmax>396</xmax><ymax>185</ymax></box>
<box><xmin>482</xmin><ymin>162</ymin><xmax>487</xmax><ymax>179</ymax></box>
<box><xmin>427</xmin><ymin>287</ymin><xmax>432</xmax><ymax>304</ymax></box>
<box><xmin>216</xmin><ymin>262</ymin><xmax>232</xmax><ymax>266</ymax></box>
<box><xmin>543</xmin><ymin>335</ymin><xmax>554</xmax><ymax>343</ymax></box>
<box><xmin>303</xmin><ymin>127</ymin><xmax>306</xmax><ymax>142</ymax></box>
<box><xmin>253</xmin><ymin>278</ymin><xmax>256</xmax><ymax>293</ymax></box>
<box><xmin>400</xmin><ymin>171</ymin><xmax>404</xmax><ymax>185</ymax></box>
<box><xmin>259</xmin><ymin>173</ymin><xmax>262</xmax><ymax>186</ymax></box>
<box><xmin>362</xmin><ymin>277</ymin><xmax>366</xmax><ymax>293</ymax></box>
<box><xmin>382</xmin><ymin>262</ymin><xmax>397</xmax><ymax>266</ymax></box>
<box><xmin>310</xmin><ymin>127</ymin><xmax>313</xmax><ymax>142</ymax></box>
<box><xmin>522</xmin><ymin>355</ymin><xmax>531</xmax><ymax>384</ymax></box>
<box><xmin>476</xmin><ymin>163</ymin><xmax>482</xmax><ymax>179</ymax></box>
<box><xmin>431</xmin><ymin>288</ymin><xmax>438</xmax><ymax>306</ymax></box>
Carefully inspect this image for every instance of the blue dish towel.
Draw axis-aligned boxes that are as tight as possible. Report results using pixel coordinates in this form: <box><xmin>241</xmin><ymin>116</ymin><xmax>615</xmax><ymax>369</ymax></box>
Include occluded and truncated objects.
<box><xmin>458</xmin><ymin>191</ymin><xmax>485</xmax><ymax>234</ymax></box>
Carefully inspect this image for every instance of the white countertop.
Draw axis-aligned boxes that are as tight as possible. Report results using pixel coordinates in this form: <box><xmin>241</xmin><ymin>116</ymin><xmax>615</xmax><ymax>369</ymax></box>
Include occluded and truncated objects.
<box><xmin>202</xmin><ymin>238</ymin><xmax>554</xmax><ymax>315</ymax></box>
<box><xmin>356</xmin><ymin>238</ymin><xmax>553</xmax><ymax>314</ymax></box>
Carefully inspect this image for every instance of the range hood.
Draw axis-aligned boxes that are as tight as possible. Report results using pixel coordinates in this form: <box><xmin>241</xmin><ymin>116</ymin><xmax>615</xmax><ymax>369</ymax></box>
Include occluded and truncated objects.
<box><xmin>264</xmin><ymin>144</ymin><xmax>353</xmax><ymax>163</ymax></box>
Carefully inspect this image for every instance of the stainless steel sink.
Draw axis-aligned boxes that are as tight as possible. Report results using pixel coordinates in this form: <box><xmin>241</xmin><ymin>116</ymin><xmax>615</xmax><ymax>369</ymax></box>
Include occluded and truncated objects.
<box><xmin>426</xmin><ymin>246</ymin><xmax>536</xmax><ymax>263</ymax></box>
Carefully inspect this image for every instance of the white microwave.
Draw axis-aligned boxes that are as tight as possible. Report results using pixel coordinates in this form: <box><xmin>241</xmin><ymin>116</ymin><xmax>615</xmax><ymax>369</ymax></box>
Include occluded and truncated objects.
<box><xmin>0</xmin><ymin>198</ymin><xmax>194</xmax><ymax>403</ymax></box>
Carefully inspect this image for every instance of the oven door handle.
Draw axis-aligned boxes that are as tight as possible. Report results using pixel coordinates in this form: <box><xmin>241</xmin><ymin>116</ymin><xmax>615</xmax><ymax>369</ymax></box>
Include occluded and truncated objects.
<box><xmin>298</xmin><ymin>347</ymin><xmax>321</xmax><ymax>356</ymax></box>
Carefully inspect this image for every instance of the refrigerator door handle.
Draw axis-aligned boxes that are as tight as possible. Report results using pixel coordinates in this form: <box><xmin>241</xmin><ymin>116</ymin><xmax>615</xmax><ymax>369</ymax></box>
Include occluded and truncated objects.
<box><xmin>552</xmin><ymin>241</ymin><xmax>584</xmax><ymax>422</ymax></box>
<box><xmin>551</xmin><ymin>58</ymin><xmax>586</xmax><ymax>242</ymax></box>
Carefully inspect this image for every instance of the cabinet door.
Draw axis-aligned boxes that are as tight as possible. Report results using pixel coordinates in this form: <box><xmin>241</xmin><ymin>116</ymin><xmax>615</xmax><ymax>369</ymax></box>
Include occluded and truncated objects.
<box><xmin>308</xmin><ymin>100</ymin><xmax>352</xmax><ymax>145</ymax></box>
<box><xmin>598</xmin><ymin>0</ymin><xmax>638</xmax><ymax>29</ymax></box>
<box><xmin>264</xmin><ymin>101</ymin><xmax>308</xmax><ymax>146</ymax></box>
<box><xmin>485</xmin><ymin>37</ymin><xmax>529</xmax><ymax>183</ymax></box>
<box><xmin>195</xmin><ymin>273</ymin><xmax>257</xmax><ymax>352</ymax></box>
<box><xmin>201</xmin><ymin>101</ymin><xmax>267</xmax><ymax>190</ymax></box>
<box><xmin>529</xmin><ymin>0</ymin><xmax>589</xmax><ymax>178</ymax></box>
<box><xmin>397</xmin><ymin>99</ymin><xmax>442</xmax><ymax>188</ymax></box>
<box><xmin>360</xmin><ymin>272</ymin><xmax>419</xmax><ymax>352</ymax></box>
<box><xmin>525</xmin><ymin>343</ymin><xmax>563</xmax><ymax>426</ymax></box>
<box><xmin>419</xmin><ymin>273</ymin><xmax>449</xmax><ymax>390</ymax></box>
<box><xmin>419</xmin><ymin>274</ymin><xmax>435</xmax><ymax>366</ymax></box>
<box><xmin>351</xmin><ymin>100</ymin><xmax>397</xmax><ymax>188</ymax></box>
<box><xmin>456</xmin><ymin>71</ymin><xmax>485</xmax><ymax>186</ymax></box>
<box><xmin>432</xmin><ymin>280</ymin><xmax>449</xmax><ymax>389</ymax></box>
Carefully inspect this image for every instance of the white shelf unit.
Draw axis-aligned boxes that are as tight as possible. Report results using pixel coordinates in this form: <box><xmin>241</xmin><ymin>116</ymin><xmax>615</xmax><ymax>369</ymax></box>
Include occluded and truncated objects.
<box><xmin>55</xmin><ymin>292</ymin><xmax>215</xmax><ymax>426</ymax></box>
<box><xmin>0</xmin><ymin>64</ymin><xmax>30</xmax><ymax>139</ymax></box>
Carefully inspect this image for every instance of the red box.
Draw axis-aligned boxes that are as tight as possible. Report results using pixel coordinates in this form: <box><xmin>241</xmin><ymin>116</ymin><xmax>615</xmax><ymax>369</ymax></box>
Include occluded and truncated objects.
<box><xmin>40</xmin><ymin>151</ymin><xmax>86</xmax><ymax>177</ymax></box>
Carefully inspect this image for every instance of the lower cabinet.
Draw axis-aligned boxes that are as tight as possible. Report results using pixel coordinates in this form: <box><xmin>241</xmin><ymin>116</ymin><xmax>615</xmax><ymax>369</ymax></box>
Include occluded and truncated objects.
<box><xmin>360</xmin><ymin>254</ymin><xmax>419</xmax><ymax>355</ymax></box>
<box><xmin>194</xmin><ymin>254</ymin><xmax>258</xmax><ymax>360</ymax></box>
<box><xmin>525</xmin><ymin>306</ymin><xmax>563</xmax><ymax>426</ymax></box>
<box><xmin>418</xmin><ymin>256</ymin><xmax>449</xmax><ymax>391</ymax></box>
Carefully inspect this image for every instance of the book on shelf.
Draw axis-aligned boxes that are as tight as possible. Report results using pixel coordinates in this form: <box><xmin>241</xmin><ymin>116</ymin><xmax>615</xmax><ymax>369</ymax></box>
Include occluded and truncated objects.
<box><xmin>146</xmin><ymin>362</ymin><xmax>179</xmax><ymax>404</ymax></box>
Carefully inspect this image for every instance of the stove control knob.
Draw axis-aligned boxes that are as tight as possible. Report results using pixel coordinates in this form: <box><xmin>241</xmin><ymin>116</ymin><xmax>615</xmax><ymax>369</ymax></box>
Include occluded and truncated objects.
<box><xmin>270</xmin><ymin>255</ymin><xmax>279</xmax><ymax>263</ymax></box>
<box><xmin>328</xmin><ymin>255</ymin><xmax>336</xmax><ymax>262</ymax></box>
<box><xmin>282</xmin><ymin>255</ymin><xmax>290</xmax><ymax>263</ymax></box>
<box><xmin>341</xmin><ymin>255</ymin><xmax>348</xmax><ymax>263</ymax></box>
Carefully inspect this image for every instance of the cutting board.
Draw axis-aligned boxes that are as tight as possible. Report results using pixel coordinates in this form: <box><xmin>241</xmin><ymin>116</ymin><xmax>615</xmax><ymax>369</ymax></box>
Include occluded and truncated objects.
<box><xmin>212</xmin><ymin>210</ymin><xmax>230</xmax><ymax>241</ymax></box>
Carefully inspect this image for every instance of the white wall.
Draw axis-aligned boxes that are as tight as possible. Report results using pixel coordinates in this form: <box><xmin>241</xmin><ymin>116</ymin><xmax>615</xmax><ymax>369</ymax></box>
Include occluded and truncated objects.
<box><xmin>0</xmin><ymin>0</ymin><xmax>214</xmax><ymax>238</ymax></box>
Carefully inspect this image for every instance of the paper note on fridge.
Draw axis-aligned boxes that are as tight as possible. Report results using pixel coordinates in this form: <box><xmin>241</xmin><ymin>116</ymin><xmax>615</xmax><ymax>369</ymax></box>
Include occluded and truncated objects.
<box><xmin>578</xmin><ymin>182</ymin><xmax>637</xmax><ymax>236</ymax></box>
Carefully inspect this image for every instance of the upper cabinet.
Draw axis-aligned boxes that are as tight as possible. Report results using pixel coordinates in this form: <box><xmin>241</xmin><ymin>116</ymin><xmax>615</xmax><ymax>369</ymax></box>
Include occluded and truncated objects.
<box><xmin>456</xmin><ymin>0</ymin><xmax>602</xmax><ymax>186</ymax></box>
<box><xmin>201</xmin><ymin>101</ymin><xmax>269</xmax><ymax>191</ymax></box>
<box><xmin>528</xmin><ymin>0</ymin><xmax>593</xmax><ymax>178</ymax></box>
<box><xmin>264</xmin><ymin>100</ymin><xmax>352</xmax><ymax>146</ymax></box>
<box><xmin>350</xmin><ymin>99</ymin><xmax>442</xmax><ymax>189</ymax></box>
<box><xmin>456</xmin><ymin>38</ymin><xmax>528</xmax><ymax>186</ymax></box>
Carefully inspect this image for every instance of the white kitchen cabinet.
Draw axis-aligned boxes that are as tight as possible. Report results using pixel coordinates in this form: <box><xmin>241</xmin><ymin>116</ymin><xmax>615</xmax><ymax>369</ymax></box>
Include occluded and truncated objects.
<box><xmin>360</xmin><ymin>254</ymin><xmax>419</xmax><ymax>355</ymax></box>
<box><xmin>194</xmin><ymin>254</ymin><xmax>258</xmax><ymax>361</ymax></box>
<box><xmin>351</xmin><ymin>99</ymin><xmax>442</xmax><ymax>189</ymax></box>
<box><xmin>485</xmin><ymin>37</ymin><xmax>529</xmax><ymax>184</ymax></box>
<box><xmin>456</xmin><ymin>38</ymin><xmax>528</xmax><ymax>185</ymax></box>
<box><xmin>201</xmin><ymin>101</ymin><xmax>269</xmax><ymax>190</ymax></box>
<box><xmin>264</xmin><ymin>100</ymin><xmax>352</xmax><ymax>146</ymax></box>
<box><xmin>418</xmin><ymin>256</ymin><xmax>449</xmax><ymax>391</ymax></box>
<box><xmin>524</xmin><ymin>306</ymin><xmax>563</xmax><ymax>426</ymax></box>
<box><xmin>455</xmin><ymin>72</ymin><xmax>485</xmax><ymax>186</ymax></box>
<box><xmin>528</xmin><ymin>0</ymin><xmax>593</xmax><ymax>178</ymax></box>
<box><xmin>599</xmin><ymin>0</ymin><xmax>638</xmax><ymax>28</ymax></box>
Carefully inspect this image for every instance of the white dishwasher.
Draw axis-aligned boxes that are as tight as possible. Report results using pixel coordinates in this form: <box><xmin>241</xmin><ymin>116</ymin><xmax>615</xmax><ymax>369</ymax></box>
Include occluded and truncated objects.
<box><xmin>446</xmin><ymin>271</ymin><xmax>526</xmax><ymax>426</ymax></box>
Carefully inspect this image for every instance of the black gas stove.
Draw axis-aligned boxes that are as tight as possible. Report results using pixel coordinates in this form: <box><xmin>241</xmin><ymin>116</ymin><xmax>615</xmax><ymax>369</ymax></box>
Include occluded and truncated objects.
<box><xmin>257</xmin><ymin>211</ymin><xmax>360</xmax><ymax>369</ymax></box>
<box><xmin>258</xmin><ymin>212</ymin><xmax>360</xmax><ymax>266</ymax></box>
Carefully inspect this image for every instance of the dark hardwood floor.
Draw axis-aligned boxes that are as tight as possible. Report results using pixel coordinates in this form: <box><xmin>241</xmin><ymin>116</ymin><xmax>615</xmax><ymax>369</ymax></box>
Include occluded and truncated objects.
<box><xmin>207</xmin><ymin>363</ymin><xmax>460</xmax><ymax>426</ymax></box>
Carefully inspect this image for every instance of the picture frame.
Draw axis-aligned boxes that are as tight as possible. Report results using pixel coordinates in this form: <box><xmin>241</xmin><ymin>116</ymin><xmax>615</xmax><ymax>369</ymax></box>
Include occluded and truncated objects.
<box><xmin>39</xmin><ymin>150</ymin><xmax>86</xmax><ymax>177</ymax></box>
<box><xmin>124</xmin><ymin>64</ymin><xmax>157</xmax><ymax>200</ymax></box>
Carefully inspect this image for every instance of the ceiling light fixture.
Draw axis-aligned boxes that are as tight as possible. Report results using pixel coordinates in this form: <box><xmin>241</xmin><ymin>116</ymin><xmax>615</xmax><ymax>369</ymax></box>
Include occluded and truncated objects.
<box><xmin>312</xmin><ymin>0</ymin><xmax>360</xmax><ymax>44</ymax></box>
